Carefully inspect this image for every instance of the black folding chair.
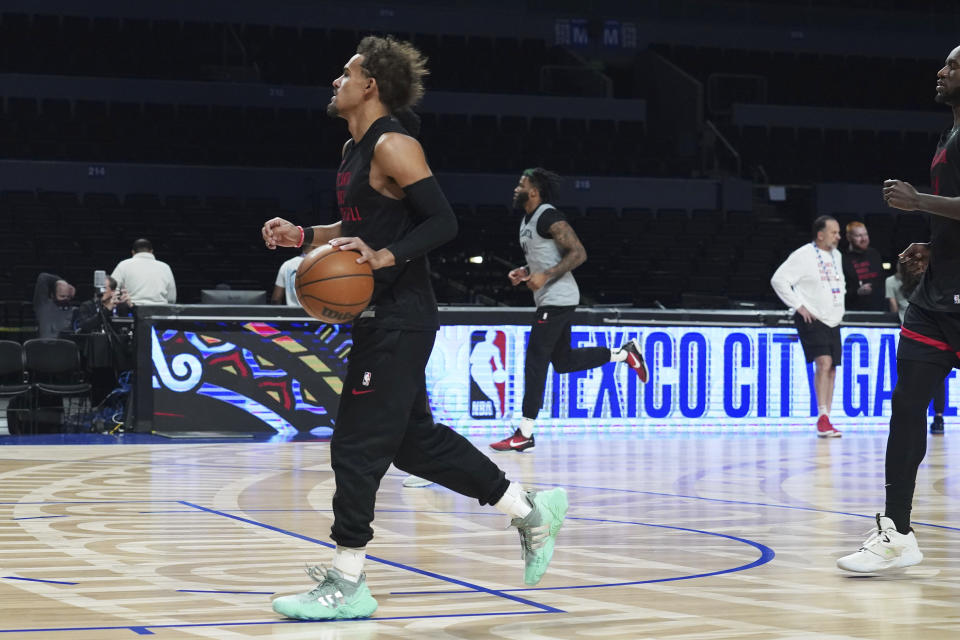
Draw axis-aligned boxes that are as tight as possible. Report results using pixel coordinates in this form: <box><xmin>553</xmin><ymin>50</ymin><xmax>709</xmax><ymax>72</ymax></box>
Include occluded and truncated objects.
<box><xmin>0</xmin><ymin>341</ymin><xmax>31</xmax><ymax>435</ymax></box>
<box><xmin>23</xmin><ymin>339</ymin><xmax>92</xmax><ymax>433</ymax></box>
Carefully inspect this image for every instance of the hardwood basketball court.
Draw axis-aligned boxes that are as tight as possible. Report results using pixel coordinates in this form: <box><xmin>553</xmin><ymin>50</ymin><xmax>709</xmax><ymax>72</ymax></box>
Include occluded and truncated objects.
<box><xmin>0</xmin><ymin>430</ymin><xmax>956</xmax><ymax>639</ymax></box>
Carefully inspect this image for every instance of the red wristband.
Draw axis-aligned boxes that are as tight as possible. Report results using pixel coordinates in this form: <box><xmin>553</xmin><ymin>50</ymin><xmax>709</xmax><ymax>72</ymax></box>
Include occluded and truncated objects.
<box><xmin>296</xmin><ymin>225</ymin><xmax>304</xmax><ymax>248</ymax></box>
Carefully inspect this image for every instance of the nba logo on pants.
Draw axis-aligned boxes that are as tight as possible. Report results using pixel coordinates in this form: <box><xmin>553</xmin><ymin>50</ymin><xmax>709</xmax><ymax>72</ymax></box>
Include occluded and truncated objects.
<box><xmin>469</xmin><ymin>329</ymin><xmax>508</xmax><ymax>419</ymax></box>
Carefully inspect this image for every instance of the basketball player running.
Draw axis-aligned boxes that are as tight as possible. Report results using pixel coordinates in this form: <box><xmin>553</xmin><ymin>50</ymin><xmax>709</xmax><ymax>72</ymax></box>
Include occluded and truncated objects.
<box><xmin>260</xmin><ymin>36</ymin><xmax>567</xmax><ymax>620</ymax></box>
<box><xmin>489</xmin><ymin>168</ymin><xmax>648</xmax><ymax>453</ymax></box>
<box><xmin>838</xmin><ymin>45</ymin><xmax>960</xmax><ymax>573</ymax></box>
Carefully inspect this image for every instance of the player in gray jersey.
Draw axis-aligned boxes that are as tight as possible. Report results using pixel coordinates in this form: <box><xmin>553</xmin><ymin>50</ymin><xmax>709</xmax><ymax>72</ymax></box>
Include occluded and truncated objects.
<box><xmin>490</xmin><ymin>168</ymin><xmax>648</xmax><ymax>452</ymax></box>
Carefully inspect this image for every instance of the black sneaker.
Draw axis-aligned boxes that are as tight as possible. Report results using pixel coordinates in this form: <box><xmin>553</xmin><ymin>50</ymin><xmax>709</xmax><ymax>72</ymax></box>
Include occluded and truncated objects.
<box><xmin>931</xmin><ymin>415</ymin><xmax>945</xmax><ymax>435</ymax></box>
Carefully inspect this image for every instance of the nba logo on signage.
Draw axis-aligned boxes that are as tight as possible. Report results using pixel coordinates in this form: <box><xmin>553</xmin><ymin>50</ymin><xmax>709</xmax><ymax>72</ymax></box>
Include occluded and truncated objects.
<box><xmin>469</xmin><ymin>330</ymin><xmax>508</xmax><ymax>419</ymax></box>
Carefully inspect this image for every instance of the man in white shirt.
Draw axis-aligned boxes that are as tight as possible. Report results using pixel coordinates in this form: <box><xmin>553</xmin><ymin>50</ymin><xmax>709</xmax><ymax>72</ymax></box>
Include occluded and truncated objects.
<box><xmin>770</xmin><ymin>215</ymin><xmax>845</xmax><ymax>437</ymax></box>
<box><xmin>270</xmin><ymin>253</ymin><xmax>305</xmax><ymax>306</ymax></box>
<box><xmin>111</xmin><ymin>238</ymin><xmax>176</xmax><ymax>306</ymax></box>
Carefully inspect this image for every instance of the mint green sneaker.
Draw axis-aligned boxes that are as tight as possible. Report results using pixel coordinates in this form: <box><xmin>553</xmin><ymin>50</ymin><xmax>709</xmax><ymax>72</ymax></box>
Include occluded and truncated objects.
<box><xmin>511</xmin><ymin>487</ymin><xmax>568</xmax><ymax>585</ymax></box>
<box><xmin>272</xmin><ymin>566</ymin><xmax>378</xmax><ymax>620</ymax></box>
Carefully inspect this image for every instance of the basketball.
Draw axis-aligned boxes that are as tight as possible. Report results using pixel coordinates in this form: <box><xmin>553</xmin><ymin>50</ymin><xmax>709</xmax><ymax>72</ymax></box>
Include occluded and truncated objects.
<box><xmin>295</xmin><ymin>244</ymin><xmax>374</xmax><ymax>324</ymax></box>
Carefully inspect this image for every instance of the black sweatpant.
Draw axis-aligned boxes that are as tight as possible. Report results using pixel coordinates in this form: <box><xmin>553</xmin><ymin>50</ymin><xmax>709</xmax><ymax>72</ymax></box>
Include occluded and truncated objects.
<box><xmin>885</xmin><ymin>359</ymin><xmax>949</xmax><ymax>532</ymax></box>
<box><xmin>885</xmin><ymin>304</ymin><xmax>960</xmax><ymax>533</ymax></box>
<box><xmin>330</xmin><ymin>325</ymin><xmax>509</xmax><ymax>549</ymax></box>
<box><xmin>522</xmin><ymin>306</ymin><xmax>611</xmax><ymax>420</ymax></box>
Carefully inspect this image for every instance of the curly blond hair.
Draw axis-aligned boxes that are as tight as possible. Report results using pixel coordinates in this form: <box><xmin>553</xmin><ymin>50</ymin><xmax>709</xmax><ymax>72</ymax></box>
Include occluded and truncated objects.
<box><xmin>356</xmin><ymin>35</ymin><xmax>429</xmax><ymax>111</ymax></box>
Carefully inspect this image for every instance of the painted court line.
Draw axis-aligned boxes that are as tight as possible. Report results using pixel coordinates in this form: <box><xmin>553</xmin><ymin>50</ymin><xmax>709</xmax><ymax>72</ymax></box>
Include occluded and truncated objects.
<box><xmin>178</xmin><ymin>501</ymin><xmax>564</xmax><ymax>614</ymax></box>
<box><xmin>536</xmin><ymin>483</ymin><xmax>960</xmax><ymax>533</ymax></box>
<box><xmin>3</xmin><ymin>576</ymin><xmax>77</xmax><ymax>586</ymax></box>
<box><xmin>0</xmin><ymin>611</ymin><xmax>548</xmax><ymax>635</ymax></box>
<box><xmin>2</xmin><ymin>485</ymin><xmax>952</xmax><ymax>633</ymax></box>
<box><xmin>392</xmin><ymin>515</ymin><xmax>775</xmax><ymax>595</ymax></box>
<box><xmin>177</xmin><ymin>589</ymin><xmax>275</xmax><ymax>595</ymax></box>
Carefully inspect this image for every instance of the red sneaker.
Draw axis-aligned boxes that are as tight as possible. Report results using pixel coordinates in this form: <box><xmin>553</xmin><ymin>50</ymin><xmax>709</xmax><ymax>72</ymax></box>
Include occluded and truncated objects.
<box><xmin>817</xmin><ymin>415</ymin><xmax>841</xmax><ymax>438</ymax></box>
<box><xmin>490</xmin><ymin>428</ymin><xmax>535</xmax><ymax>452</ymax></box>
<box><xmin>620</xmin><ymin>339</ymin><xmax>648</xmax><ymax>383</ymax></box>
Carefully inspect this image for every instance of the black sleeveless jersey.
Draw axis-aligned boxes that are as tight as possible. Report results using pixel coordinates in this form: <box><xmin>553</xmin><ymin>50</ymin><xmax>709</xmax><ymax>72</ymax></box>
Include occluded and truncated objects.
<box><xmin>337</xmin><ymin>115</ymin><xmax>439</xmax><ymax>330</ymax></box>
<box><xmin>911</xmin><ymin>127</ymin><xmax>960</xmax><ymax>312</ymax></box>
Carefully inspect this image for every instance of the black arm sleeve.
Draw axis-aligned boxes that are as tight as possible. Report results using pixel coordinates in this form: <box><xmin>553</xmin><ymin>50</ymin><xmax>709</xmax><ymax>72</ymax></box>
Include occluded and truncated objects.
<box><xmin>535</xmin><ymin>208</ymin><xmax>567</xmax><ymax>238</ymax></box>
<box><xmin>387</xmin><ymin>176</ymin><xmax>459</xmax><ymax>263</ymax></box>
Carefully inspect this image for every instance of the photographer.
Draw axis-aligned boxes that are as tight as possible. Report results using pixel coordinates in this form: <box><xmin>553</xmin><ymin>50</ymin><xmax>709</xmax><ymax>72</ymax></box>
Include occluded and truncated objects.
<box><xmin>72</xmin><ymin>275</ymin><xmax>134</xmax><ymax>406</ymax></box>
<box><xmin>73</xmin><ymin>276</ymin><xmax>133</xmax><ymax>333</ymax></box>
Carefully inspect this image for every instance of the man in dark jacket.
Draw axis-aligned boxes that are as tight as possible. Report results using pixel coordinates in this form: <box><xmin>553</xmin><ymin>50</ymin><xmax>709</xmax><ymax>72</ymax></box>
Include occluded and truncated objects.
<box><xmin>842</xmin><ymin>221</ymin><xmax>886</xmax><ymax>311</ymax></box>
<box><xmin>33</xmin><ymin>272</ymin><xmax>76</xmax><ymax>338</ymax></box>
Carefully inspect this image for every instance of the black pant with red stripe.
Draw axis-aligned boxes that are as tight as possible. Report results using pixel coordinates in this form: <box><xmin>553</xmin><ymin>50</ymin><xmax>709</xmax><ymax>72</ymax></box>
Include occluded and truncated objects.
<box><xmin>522</xmin><ymin>306</ymin><xmax>611</xmax><ymax>420</ymax></box>
<box><xmin>886</xmin><ymin>304</ymin><xmax>960</xmax><ymax>533</ymax></box>
<box><xmin>330</xmin><ymin>325</ymin><xmax>510</xmax><ymax>549</ymax></box>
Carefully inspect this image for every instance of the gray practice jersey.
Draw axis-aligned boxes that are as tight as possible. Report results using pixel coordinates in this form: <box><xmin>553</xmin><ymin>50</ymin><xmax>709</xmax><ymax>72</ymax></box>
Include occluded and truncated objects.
<box><xmin>519</xmin><ymin>203</ymin><xmax>580</xmax><ymax>307</ymax></box>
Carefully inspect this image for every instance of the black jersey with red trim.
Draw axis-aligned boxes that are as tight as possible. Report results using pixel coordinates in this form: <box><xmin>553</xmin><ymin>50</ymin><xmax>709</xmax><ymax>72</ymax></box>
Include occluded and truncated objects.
<box><xmin>912</xmin><ymin>128</ymin><xmax>960</xmax><ymax>312</ymax></box>
<box><xmin>336</xmin><ymin>115</ymin><xmax>438</xmax><ymax>330</ymax></box>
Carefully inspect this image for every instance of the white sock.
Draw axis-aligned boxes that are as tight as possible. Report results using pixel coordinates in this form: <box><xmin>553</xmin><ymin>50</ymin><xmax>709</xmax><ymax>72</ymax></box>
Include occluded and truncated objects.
<box><xmin>332</xmin><ymin>546</ymin><xmax>366</xmax><ymax>583</ymax></box>
<box><xmin>610</xmin><ymin>347</ymin><xmax>628</xmax><ymax>363</ymax></box>
<box><xmin>518</xmin><ymin>417</ymin><xmax>535</xmax><ymax>438</ymax></box>
<box><xmin>819</xmin><ymin>405</ymin><xmax>829</xmax><ymax>417</ymax></box>
<box><xmin>494</xmin><ymin>481</ymin><xmax>532</xmax><ymax>520</ymax></box>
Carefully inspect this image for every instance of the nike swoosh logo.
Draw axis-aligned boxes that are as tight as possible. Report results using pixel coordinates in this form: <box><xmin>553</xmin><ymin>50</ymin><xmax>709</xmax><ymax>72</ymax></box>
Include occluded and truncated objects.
<box><xmin>351</xmin><ymin>389</ymin><xmax>375</xmax><ymax>395</ymax></box>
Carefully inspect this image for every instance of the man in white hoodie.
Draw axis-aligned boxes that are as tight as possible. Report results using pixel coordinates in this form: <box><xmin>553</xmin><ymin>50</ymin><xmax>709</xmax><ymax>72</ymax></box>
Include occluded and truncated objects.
<box><xmin>771</xmin><ymin>215</ymin><xmax>845</xmax><ymax>437</ymax></box>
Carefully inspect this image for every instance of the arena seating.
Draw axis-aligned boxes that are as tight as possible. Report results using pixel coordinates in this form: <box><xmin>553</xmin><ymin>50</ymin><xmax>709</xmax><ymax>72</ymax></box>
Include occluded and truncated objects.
<box><xmin>2</xmin><ymin>187</ymin><xmax>877</xmax><ymax>325</ymax></box>
<box><xmin>1</xmin><ymin>3</ymin><xmax>946</xmax><ymax>332</ymax></box>
<box><xmin>0</xmin><ymin>15</ymin><xmax>581</xmax><ymax>95</ymax></box>
<box><xmin>0</xmin><ymin>96</ymin><xmax>655</xmax><ymax>176</ymax></box>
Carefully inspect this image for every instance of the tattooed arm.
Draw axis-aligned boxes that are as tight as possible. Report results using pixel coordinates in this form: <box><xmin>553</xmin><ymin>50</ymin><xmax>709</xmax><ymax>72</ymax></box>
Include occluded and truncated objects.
<box><xmin>526</xmin><ymin>220</ymin><xmax>587</xmax><ymax>291</ymax></box>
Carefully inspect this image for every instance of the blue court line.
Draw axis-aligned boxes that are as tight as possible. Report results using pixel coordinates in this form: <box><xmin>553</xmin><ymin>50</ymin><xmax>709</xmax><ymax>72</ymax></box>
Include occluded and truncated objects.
<box><xmin>177</xmin><ymin>589</ymin><xmax>275</xmax><ymax>595</ymax></box>
<box><xmin>0</xmin><ymin>500</ymin><xmax>176</xmax><ymax>505</ymax></box>
<box><xmin>3</xmin><ymin>576</ymin><xmax>77</xmax><ymax>585</ymax></box>
<box><xmin>0</xmin><ymin>455</ymin><xmax>332</xmax><ymax>475</ymax></box>
<box><xmin>138</xmin><ymin>510</ymin><xmax>208</xmax><ymax>514</ymax></box>
<box><xmin>0</xmin><ymin>495</ymin><xmax>948</xmax><ymax>634</ymax></box>
<box><xmin>391</xmin><ymin>515</ymin><xmax>775</xmax><ymax>595</ymax></box>
<box><xmin>545</xmin><ymin>484</ymin><xmax>960</xmax><ymax>533</ymax></box>
<box><xmin>11</xmin><ymin>515</ymin><xmax>68</xmax><ymax>520</ymax></box>
<box><xmin>6</xmin><ymin>496</ymin><xmax>955</xmax><ymax>534</ymax></box>
<box><xmin>0</xmin><ymin>610</ymin><xmax>546</xmax><ymax>635</ymax></box>
<box><xmin>178</xmin><ymin>501</ymin><xmax>564</xmax><ymax>614</ymax></box>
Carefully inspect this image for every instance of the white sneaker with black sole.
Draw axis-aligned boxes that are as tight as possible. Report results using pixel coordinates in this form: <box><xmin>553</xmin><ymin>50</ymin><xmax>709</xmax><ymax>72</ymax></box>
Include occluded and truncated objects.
<box><xmin>836</xmin><ymin>514</ymin><xmax>923</xmax><ymax>573</ymax></box>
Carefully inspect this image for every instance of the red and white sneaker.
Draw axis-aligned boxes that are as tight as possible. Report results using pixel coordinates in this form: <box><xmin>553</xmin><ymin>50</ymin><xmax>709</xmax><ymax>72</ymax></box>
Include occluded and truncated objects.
<box><xmin>620</xmin><ymin>339</ymin><xmax>648</xmax><ymax>383</ymax></box>
<box><xmin>490</xmin><ymin>428</ymin><xmax>535</xmax><ymax>452</ymax></box>
<box><xmin>817</xmin><ymin>415</ymin><xmax>841</xmax><ymax>438</ymax></box>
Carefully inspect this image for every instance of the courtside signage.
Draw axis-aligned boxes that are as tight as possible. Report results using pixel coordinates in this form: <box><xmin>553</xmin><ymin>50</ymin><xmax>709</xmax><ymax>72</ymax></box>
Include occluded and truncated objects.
<box><xmin>425</xmin><ymin>324</ymin><xmax>954</xmax><ymax>428</ymax></box>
